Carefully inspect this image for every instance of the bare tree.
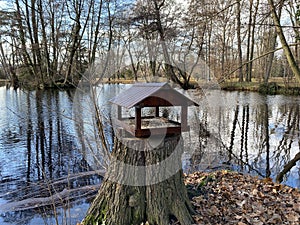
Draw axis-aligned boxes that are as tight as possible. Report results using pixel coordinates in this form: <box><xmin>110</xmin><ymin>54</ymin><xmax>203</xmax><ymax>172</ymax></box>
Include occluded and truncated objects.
<box><xmin>268</xmin><ymin>0</ymin><xmax>300</xmax><ymax>83</ymax></box>
<box><xmin>236</xmin><ymin>0</ymin><xmax>243</xmax><ymax>82</ymax></box>
<box><xmin>131</xmin><ymin>0</ymin><xmax>198</xmax><ymax>89</ymax></box>
<box><xmin>245</xmin><ymin>0</ymin><xmax>260</xmax><ymax>82</ymax></box>
<box><xmin>262</xmin><ymin>0</ymin><xmax>285</xmax><ymax>84</ymax></box>
<box><xmin>14</xmin><ymin>0</ymin><xmax>36</xmax><ymax>83</ymax></box>
<box><xmin>0</xmin><ymin>9</ymin><xmax>19</xmax><ymax>88</ymax></box>
<box><xmin>285</xmin><ymin>0</ymin><xmax>300</xmax><ymax>66</ymax></box>
<box><xmin>88</xmin><ymin>0</ymin><xmax>103</xmax><ymax>64</ymax></box>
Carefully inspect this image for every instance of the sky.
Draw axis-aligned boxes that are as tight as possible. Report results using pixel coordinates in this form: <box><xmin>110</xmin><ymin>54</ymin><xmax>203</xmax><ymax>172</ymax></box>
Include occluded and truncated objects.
<box><xmin>0</xmin><ymin>1</ymin><xmax>7</xmax><ymax>9</ymax></box>
<box><xmin>0</xmin><ymin>1</ymin><xmax>6</xmax><ymax>8</ymax></box>
<box><xmin>0</xmin><ymin>0</ymin><xmax>13</xmax><ymax>11</ymax></box>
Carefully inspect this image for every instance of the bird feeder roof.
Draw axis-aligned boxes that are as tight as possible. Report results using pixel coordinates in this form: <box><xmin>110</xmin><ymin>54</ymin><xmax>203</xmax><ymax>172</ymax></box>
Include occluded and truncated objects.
<box><xmin>109</xmin><ymin>82</ymin><xmax>199</xmax><ymax>108</ymax></box>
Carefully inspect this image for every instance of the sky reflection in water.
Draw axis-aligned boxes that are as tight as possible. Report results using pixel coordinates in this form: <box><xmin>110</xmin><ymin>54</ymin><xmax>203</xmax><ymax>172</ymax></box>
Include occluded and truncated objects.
<box><xmin>0</xmin><ymin>85</ymin><xmax>299</xmax><ymax>224</ymax></box>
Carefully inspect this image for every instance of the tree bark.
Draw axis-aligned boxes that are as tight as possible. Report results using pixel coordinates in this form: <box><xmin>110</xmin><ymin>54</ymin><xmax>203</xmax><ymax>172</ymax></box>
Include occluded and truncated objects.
<box><xmin>82</xmin><ymin>134</ymin><xmax>194</xmax><ymax>225</ymax></box>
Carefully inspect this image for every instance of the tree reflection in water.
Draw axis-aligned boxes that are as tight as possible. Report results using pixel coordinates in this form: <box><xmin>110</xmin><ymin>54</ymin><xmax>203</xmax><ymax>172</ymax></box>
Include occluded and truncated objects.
<box><xmin>0</xmin><ymin>86</ymin><xmax>300</xmax><ymax>225</ymax></box>
<box><xmin>0</xmin><ymin>88</ymin><xmax>102</xmax><ymax>225</ymax></box>
<box><xmin>189</xmin><ymin>91</ymin><xmax>300</xmax><ymax>188</ymax></box>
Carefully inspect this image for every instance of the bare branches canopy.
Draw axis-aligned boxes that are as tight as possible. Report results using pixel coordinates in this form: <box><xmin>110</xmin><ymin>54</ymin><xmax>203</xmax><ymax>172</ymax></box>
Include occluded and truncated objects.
<box><xmin>0</xmin><ymin>0</ymin><xmax>299</xmax><ymax>89</ymax></box>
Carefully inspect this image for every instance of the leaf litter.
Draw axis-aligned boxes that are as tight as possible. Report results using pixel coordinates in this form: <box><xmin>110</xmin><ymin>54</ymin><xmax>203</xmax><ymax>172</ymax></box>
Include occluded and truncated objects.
<box><xmin>79</xmin><ymin>170</ymin><xmax>299</xmax><ymax>225</ymax></box>
<box><xmin>185</xmin><ymin>170</ymin><xmax>300</xmax><ymax>225</ymax></box>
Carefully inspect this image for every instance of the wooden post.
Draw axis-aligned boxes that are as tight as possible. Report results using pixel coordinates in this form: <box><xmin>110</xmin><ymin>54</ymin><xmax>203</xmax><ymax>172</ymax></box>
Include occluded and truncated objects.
<box><xmin>181</xmin><ymin>105</ymin><xmax>187</xmax><ymax>131</ymax></box>
<box><xmin>135</xmin><ymin>106</ymin><xmax>142</xmax><ymax>134</ymax></box>
<box><xmin>155</xmin><ymin>106</ymin><xmax>159</xmax><ymax>117</ymax></box>
<box><xmin>117</xmin><ymin>105</ymin><xmax>122</xmax><ymax>120</ymax></box>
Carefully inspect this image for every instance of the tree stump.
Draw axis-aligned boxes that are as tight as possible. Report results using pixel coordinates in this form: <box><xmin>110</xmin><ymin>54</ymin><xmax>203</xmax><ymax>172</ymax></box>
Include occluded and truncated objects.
<box><xmin>82</xmin><ymin>134</ymin><xmax>194</xmax><ymax>225</ymax></box>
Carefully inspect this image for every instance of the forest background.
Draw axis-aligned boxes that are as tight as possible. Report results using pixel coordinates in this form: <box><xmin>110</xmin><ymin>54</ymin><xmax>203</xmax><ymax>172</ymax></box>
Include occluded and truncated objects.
<box><xmin>0</xmin><ymin>0</ymin><xmax>299</xmax><ymax>90</ymax></box>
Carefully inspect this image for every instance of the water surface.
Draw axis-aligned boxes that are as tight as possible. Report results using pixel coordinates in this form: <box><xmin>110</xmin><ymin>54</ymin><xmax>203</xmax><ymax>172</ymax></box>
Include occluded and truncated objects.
<box><xmin>0</xmin><ymin>85</ymin><xmax>299</xmax><ymax>224</ymax></box>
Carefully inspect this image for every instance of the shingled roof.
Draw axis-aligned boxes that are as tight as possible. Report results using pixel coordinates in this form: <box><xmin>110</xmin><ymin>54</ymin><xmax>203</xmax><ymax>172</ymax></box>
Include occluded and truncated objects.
<box><xmin>109</xmin><ymin>82</ymin><xmax>199</xmax><ymax>108</ymax></box>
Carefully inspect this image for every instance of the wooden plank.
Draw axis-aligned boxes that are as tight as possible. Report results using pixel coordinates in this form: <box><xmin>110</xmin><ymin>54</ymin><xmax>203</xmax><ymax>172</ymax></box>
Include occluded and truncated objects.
<box><xmin>155</xmin><ymin>106</ymin><xmax>159</xmax><ymax>117</ymax></box>
<box><xmin>114</xmin><ymin>117</ymin><xmax>189</xmax><ymax>138</ymax></box>
<box><xmin>117</xmin><ymin>106</ymin><xmax>122</xmax><ymax>119</ymax></box>
<box><xmin>181</xmin><ymin>106</ymin><xmax>188</xmax><ymax>130</ymax></box>
<box><xmin>135</xmin><ymin>127</ymin><xmax>184</xmax><ymax>138</ymax></box>
<box><xmin>135</xmin><ymin>107</ymin><xmax>142</xmax><ymax>132</ymax></box>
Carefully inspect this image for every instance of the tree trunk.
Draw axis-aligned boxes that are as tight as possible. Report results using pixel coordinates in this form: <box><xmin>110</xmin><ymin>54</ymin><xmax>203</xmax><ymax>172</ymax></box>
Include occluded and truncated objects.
<box><xmin>263</xmin><ymin>30</ymin><xmax>277</xmax><ymax>84</ymax></box>
<box><xmin>245</xmin><ymin>0</ymin><xmax>253</xmax><ymax>82</ymax></box>
<box><xmin>15</xmin><ymin>0</ymin><xmax>35</xmax><ymax>78</ymax></box>
<box><xmin>264</xmin><ymin>0</ymin><xmax>284</xmax><ymax>84</ymax></box>
<box><xmin>268</xmin><ymin>0</ymin><xmax>300</xmax><ymax>83</ymax></box>
<box><xmin>236</xmin><ymin>0</ymin><xmax>243</xmax><ymax>82</ymax></box>
<box><xmin>248</xmin><ymin>0</ymin><xmax>259</xmax><ymax>82</ymax></box>
<box><xmin>82</xmin><ymin>134</ymin><xmax>194</xmax><ymax>225</ymax></box>
<box><xmin>153</xmin><ymin>0</ymin><xmax>184</xmax><ymax>88</ymax></box>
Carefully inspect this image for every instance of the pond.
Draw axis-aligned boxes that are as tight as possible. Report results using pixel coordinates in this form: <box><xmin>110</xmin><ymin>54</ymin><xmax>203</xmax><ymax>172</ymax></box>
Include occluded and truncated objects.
<box><xmin>0</xmin><ymin>84</ymin><xmax>299</xmax><ymax>224</ymax></box>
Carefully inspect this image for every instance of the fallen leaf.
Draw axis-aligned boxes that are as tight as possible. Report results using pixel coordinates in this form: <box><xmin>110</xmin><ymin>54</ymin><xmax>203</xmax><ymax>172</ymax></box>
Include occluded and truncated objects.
<box><xmin>267</xmin><ymin>214</ymin><xmax>282</xmax><ymax>223</ymax></box>
<box><xmin>285</xmin><ymin>212</ymin><xmax>299</xmax><ymax>222</ymax></box>
<box><xmin>237</xmin><ymin>222</ymin><xmax>247</xmax><ymax>225</ymax></box>
<box><xmin>185</xmin><ymin>171</ymin><xmax>300</xmax><ymax>225</ymax></box>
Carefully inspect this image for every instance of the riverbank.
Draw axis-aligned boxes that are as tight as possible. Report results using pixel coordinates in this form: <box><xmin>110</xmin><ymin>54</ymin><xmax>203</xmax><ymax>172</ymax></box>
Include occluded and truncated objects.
<box><xmin>101</xmin><ymin>77</ymin><xmax>200</xmax><ymax>87</ymax></box>
<box><xmin>0</xmin><ymin>79</ymin><xmax>8</xmax><ymax>87</ymax></box>
<box><xmin>5</xmin><ymin>76</ymin><xmax>300</xmax><ymax>95</ymax></box>
<box><xmin>103</xmin><ymin>77</ymin><xmax>300</xmax><ymax>95</ymax></box>
<box><xmin>220</xmin><ymin>79</ymin><xmax>300</xmax><ymax>95</ymax></box>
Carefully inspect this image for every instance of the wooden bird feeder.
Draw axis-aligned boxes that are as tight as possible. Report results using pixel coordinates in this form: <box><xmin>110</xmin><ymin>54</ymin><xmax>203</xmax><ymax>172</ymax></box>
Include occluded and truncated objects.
<box><xmin>109</xmin><ymin>82</ymin><xmax>199</xmax><ymax>138</ymax></box>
